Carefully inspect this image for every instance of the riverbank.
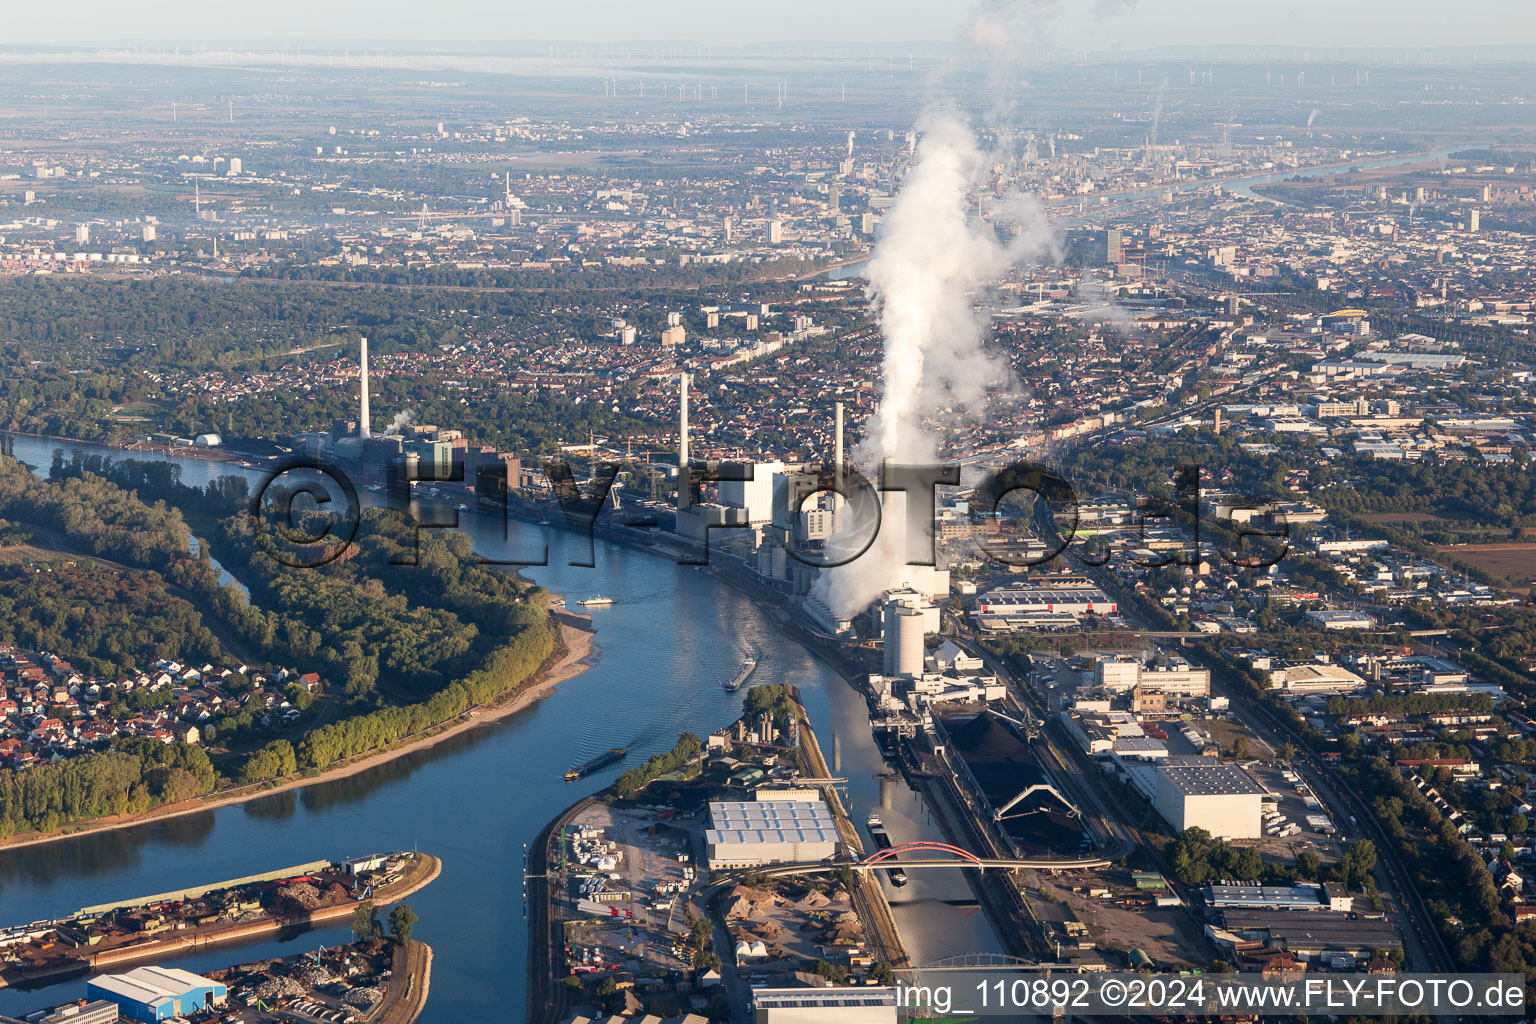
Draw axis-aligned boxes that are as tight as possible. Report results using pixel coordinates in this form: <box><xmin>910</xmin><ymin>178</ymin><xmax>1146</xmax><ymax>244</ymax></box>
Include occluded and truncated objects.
<box><xmin>369</xmin><ymin>939</ymin><xmax>433</xmax><ymax>1024</ymax></box>
<box><xmin>0</xmin><ymin>622</ymin><xmax>597</xmax><ymax>853</ymax></box>
<box><xmin>526</xmin><ymin>794</ymin><xmax>595</xmax><ymax>1024</ymax></box>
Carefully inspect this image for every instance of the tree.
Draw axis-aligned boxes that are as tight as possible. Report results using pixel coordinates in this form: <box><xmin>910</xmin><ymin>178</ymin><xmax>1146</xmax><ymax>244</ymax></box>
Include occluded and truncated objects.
<box><xmin>1296</xmin><ymin>850</ymin><xmax>1322</xmax><ymax>881</ymax></box>
<box><xmin>1233</xmin><ymin>736</ymin><xmax>1249</xmax><ymax>759</ymax></box>
<box><xmin>388</xmin><ymin>903</ymin><xmax>418</xmax><ymax>944</ymax></box>
<box><xmin>595</xmin><ymin>977</ymin><xmax>617</xmax><ymax>999</ymax></box>
<box><xmin>1276</xmin><ymin>741</ymin><xmax>1297</xmax><ymax>762</ymax></box>
<box><xmin>1340</xmin><ymin>839</ymin><xmax>1378</xmax><ymax>890</ymax></box>
<box><xmin>352</xmin><ymin>901</ymin><xmax>380</xmax><ymax>940</ymax></box>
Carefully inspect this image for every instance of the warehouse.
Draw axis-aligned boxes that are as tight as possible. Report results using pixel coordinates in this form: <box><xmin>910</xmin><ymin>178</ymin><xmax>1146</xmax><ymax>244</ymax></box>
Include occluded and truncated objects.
<box><xmin>1205</xmin><ymin>883</ymin><xmax>1330</xmax><ymax>911</ymax></box>
<box><xmin>1221</xmin><ymin>909</ymin><xmax>1401</xmax><ymax>962</ymax></box>
<box><xmin>752</xmin><ymin>986</ymin><xmax>897</xmax><ymax>1023</ymax></box>
<box><xmin>1152</xmin><ymin>757</ymin><xmax>1264</xmax><ymax>839</ymax></box>
<box><xmin>86</xmin><ymin>966</ymin><xmax>227</xmax><ymax>1023</ymax></box>
<box><xmin>705</xmin><ymin>799</ymin><xmax>840</xmax><ymax>868</ymax></box>
<box><xmin>972</xmin><ymin>582</ymin><xmax>1116</xmax><ymax>626</ymax></box>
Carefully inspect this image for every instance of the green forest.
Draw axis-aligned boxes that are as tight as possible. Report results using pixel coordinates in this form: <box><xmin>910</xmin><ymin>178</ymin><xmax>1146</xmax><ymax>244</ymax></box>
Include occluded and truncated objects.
<box><xmin>0</xmin><ymin>564</ymin><xmax>223</xmax><ymax>676</ymax></box>
<box><xmin>0</xmin><ymin>454</ymin><xmax>558</xmax><ymax>836</ymax></box>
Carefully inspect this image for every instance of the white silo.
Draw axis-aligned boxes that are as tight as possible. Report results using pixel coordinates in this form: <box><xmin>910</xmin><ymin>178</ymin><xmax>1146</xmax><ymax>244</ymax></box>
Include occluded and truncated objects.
<box><xmin>883</xmin><ymin>599</ymin><xmax>925</xmax><ymax>677</ymax></box>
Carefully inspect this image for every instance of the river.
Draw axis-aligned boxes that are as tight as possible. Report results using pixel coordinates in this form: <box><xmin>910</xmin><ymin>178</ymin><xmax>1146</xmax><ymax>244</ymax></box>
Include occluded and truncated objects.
<box><xmin>0</xmin><ymin>437</ymin><xmax>1001</xmax><ymax>1020</ymax></box>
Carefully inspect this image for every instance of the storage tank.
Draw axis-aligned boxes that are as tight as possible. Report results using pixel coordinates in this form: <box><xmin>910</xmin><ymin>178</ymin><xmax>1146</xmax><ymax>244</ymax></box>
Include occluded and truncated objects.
<box><xmin>883</xmin><ymin>600</ymin><xmax>925</xmax><ymax>677</ymax></box>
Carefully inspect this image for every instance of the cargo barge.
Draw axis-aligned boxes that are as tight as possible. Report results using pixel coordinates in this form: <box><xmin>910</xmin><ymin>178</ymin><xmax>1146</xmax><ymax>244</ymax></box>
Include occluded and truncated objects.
<box><xmin>721</xmin><ymin>657</ymin><xmax>757</xmax><ymax>692</ymax></box>
<box><xmin>865</xmin><ymin>813</ymin><xmax>908</xmax><ymax>887</ymax></box>
<box><xmin>564</xmin><ymin>748</ymin><xmax>627</xmax><ymax>781</ymax></box>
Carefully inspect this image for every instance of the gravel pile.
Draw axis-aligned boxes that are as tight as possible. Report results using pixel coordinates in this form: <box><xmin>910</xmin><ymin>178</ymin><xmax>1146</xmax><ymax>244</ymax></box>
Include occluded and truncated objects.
<box><xmin>343</xmin><ymin>986</ymin><xmax>383</xmax><ymax>1010</ymax></box>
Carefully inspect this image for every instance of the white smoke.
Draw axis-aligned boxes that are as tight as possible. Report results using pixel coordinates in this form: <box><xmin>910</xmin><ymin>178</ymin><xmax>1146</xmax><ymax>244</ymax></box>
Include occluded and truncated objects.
<box><xmin>810</xmin><ymin>0</ymin><xmax>1132</xmax><ymax>621</ymax></box>
<box><xmin>1150</xmin><ymin>78</ymin><xmax>1168</xmax><ymax>149</ymax></box>
<box><xmin>1306</xmin><ymin>107</ymin><xmax>1320</xmax><ymax>128</ymax></box>
<box><xmin>814</xmin><ymin>114</ymin><xmax>1053</xmax><ymax>621</ymax></box>
<box><xmin>861</xmin><ymin>111</ymin><xmax>1051</xmax><ymax>468</ymax></box>
<box><xmin>385</xmin><ymin>408</ymin><xmax>414</xmax><ymax>435</ymax></box>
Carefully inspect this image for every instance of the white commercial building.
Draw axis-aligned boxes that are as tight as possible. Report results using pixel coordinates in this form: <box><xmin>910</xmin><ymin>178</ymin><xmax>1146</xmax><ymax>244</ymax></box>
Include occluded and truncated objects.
<box><xmin>1268</xmin><ymin>662</ymin><xmax>1368</xmax><ymax>695</ymax></box>
<box><xmin>1306</xmin><ymin>609</ymin><xmax>1377</xmax><ymax>630</ymax></box>
<box><xmin>705</xmin><ymin>799</ymin><xmax>840</xmax><ymax>868</ymax></box>
<box><xmin>1153</xmin><ymin>757</ymin><xmax>1265</xmax><ymax>839</ymax></box>
<box><xmin>1094</xmin><ymin>655</ymin><xmax>1210</xmax><ymax>697</ymax></box>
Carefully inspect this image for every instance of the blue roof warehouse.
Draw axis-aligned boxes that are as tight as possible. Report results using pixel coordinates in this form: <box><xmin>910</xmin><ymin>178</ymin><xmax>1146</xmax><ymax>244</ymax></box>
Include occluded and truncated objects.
<box><xmin>86</xmin><ymin>966</ymin><xmax>227</xmax><ymax>1023</ymax></box>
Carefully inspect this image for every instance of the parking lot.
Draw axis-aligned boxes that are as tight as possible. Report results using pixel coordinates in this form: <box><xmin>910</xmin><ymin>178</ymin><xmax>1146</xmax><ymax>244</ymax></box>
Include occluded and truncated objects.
<box><xmin>1245</xmin><ymin>760</ymin><xmax>1346</xmax><ymax>863</ymax></box>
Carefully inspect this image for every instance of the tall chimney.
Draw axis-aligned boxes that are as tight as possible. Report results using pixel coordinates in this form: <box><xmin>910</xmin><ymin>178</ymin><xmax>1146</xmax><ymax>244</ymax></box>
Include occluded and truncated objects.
<box><xmin>833</xmin><ymin>401</ymin><xmax>844</xmax><ymax>513</ymax></box>
<box><xmin>359</xmin><ymin>337</ymin><xmax>371</xmax><ymax>439</ymax></box>
<box><xmin>679</xmin><ymin>372</ymin><xmax>690</xmax><ymax>468</ymax></box>
<box><xmin>678</xmin><ymin>372</ymin><xmax>690</xmax><ymax>508</ymax></box>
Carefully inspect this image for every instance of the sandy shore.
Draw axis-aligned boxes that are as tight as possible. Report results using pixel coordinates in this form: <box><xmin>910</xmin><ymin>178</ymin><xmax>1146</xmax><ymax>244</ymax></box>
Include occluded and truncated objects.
<box><xmin>0</xmin><ymin>622</ymin><xmax>598</xmax><ymax>853</ymax></box>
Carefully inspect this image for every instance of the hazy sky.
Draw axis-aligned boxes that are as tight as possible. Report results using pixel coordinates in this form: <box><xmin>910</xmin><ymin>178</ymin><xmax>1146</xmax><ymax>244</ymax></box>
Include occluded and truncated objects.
<box><xmin>7</xmin><ymin>0</ymin><xmax>1535</xmax><ymax>52</ymax></box>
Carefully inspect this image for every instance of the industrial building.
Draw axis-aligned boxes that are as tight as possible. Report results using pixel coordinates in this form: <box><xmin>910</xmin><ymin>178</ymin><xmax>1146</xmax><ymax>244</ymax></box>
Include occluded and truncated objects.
<box><xmin>40</xmin><ymin>1001</ymin><xmax>119</xmax><ymax>1024</ymax></box>
<box><xmin>1305</xmin><ymin>609</ymin><xmax>1378</xmax><ymax>630</ymax></box>
<box><xmin>86</xmin><ymin>966</ymin><xmax>227</xmax><ymax>1023</ymax></box>
<box><xmin>971</xmin><ymin>577</ymin><xmax>1116</xmax><ymax>631</ymax></box>
<box><xmin>1205</xmin><ymin>882</ymin><xmax>1350</xmax><ymax>912</ymax></box>
<box><xmin>1094</xmin><ymin>654</ymin><xmax>1210</xmax><ymax>697</ymax></box>
<box><xmin>1266</xmin><ymin>660</ymin><xmax>1368</xmax><ymax>694</ymax></box>
<box><xmin>1152</xmin><ymin>757</ymin><xmax>1265</xmax><ymax>839</ymax></box>
<box><xmin>719</xmin><ymin>459</ymin><xmax>786</xmax><ymax>525</ymax></box>
<box><xmin>1219</xmin><ymin>910</ymin><xmax>1401</xmax><ymax>962</ymax></box>
<box><xmin>881</xmin><ymin>589</ymin><xmax>938</xmax><ymax>677</ymax></box>
<box><xmin>705</xmin><ymin>799</ymin><xmax>840</xmax><ymax>868</ymax></box>
<box><xmin>752</xmin><ymin>986</ymin><xmax>897</xmax><ymax>1023</ymax></box>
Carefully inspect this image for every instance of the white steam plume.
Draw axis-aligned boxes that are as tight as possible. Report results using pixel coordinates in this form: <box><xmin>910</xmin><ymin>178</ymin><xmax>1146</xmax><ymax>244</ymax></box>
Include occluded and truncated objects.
<box><xmin>814</xmin><ymin>59</ymin><xmax>1059</xmax><ymax>618</ymax></box>
<box><xmin>812</xmin><ymin>0</ymin><xmax>1133</xmax><ymax>621</ymax></box>
<box><xmin>385</xmin><ymin>408</ymin><xmax>414</xmax><ymax>435</ymax></box>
